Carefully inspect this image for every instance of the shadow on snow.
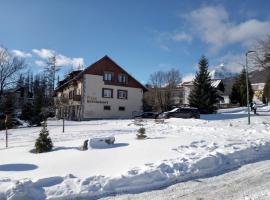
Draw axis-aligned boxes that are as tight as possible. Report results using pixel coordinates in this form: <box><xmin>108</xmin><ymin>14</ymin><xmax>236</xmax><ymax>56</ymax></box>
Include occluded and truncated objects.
<box><xmin>0</xmin><ymin>163</ymin><xmax>38</xmax><ymax>171</ymax></box>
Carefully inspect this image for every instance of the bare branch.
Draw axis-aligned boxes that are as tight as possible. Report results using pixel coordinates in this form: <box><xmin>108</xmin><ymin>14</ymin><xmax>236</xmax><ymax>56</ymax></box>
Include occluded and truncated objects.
<box><xmin>0</xmin><ymin>46</ymin><xmax>26</xmax><ymax>99</ymax></box>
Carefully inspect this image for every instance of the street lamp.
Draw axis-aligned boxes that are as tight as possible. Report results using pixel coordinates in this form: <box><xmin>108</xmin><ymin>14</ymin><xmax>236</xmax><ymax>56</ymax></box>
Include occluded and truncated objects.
<box><xmin>245</xmin><ymin>50</ymin><xmax>256</xmax><ymax>125</ymax></box>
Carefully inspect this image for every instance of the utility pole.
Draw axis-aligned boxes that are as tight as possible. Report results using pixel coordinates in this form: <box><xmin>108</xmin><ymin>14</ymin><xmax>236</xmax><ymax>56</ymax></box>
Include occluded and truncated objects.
<box><xmin>245</xmin><ymin>50</ymin><xmax>256</xmax><ymax>125</ymax></box>
<box><xmin>5</xmin><ymin>114</ymin><xmax>8</xmax><ymax>148</ymax></box>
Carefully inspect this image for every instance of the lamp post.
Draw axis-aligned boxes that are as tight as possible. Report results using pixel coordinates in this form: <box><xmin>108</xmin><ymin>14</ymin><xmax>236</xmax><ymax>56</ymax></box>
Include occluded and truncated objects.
<box><xmin>245</xmin><ymin>50</ymin><xmax>256</xmax><ymax>125</ymax></box>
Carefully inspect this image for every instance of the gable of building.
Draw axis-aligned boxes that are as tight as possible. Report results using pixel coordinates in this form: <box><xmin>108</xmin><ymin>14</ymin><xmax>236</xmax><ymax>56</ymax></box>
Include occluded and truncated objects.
<box><xmin>82</xmin><ymin>55</ymin><xmax>147</xmax><ymax>92</ymax></box>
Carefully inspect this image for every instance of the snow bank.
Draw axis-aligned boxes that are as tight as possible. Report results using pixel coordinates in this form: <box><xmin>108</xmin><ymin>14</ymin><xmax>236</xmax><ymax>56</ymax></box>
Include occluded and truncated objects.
<box><xmin>1</xmin><ymin>141</ymin><xmax>270</xmax><ymax>200</ymax></box>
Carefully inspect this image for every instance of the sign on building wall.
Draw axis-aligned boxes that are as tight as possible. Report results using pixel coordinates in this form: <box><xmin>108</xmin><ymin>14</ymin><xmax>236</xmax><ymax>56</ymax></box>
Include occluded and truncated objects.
<box><xmin>87</xmin><ymin>96</ymin><xmax>108</xmax><ymax>104</ymax></box>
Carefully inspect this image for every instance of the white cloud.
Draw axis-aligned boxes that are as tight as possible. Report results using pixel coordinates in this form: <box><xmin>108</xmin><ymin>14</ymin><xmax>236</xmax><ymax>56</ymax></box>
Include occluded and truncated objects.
<box><xmin>35</xmin><ymin>60</ymin><xmax>47</xmax><ymax>67</ymax></box>
<box><xmin>156</xmin><ymin>31</ymin><xmax>192</xmax><ymax>51</ymax></box>
<box><xmin>185</xmin><ymin>5</ymin><xmax>270</xmax><ymax>52</ymax></box>
<box><xmin>159</xmin><ymin>44</ymin><xmax>170</xmax><ymax>51</ymax></box>
<box><xmin>182</xmin><ymin>73</ymin><xmax>195</xmax><ymax>82</ymax></box>
<box><xmin>32</xmin><ymin>48</ymin><xmax>84</xmax><ymax>68</ymax></box>
<box><xmin>32</xmin><ymin>48</ymin><xmax>55</xmax><ymax>59</ymax></box>
<box><xmin>11</xmin><ymin>50</ymin><xmax>32</xmax><ymax>58</ymax></box>
<box><xmin>171</xmin><ymin>32</ymin><xmax>192</xmax><ymax>42</ymax></box>
<box><xmin>56</xmin><ymin>54</ymin><xmax>84</xmax><ymax>68</ymax></box>
<box><xmin>227</xmin><ymin>19</ymin><xmax>270</xmax><ymax>47</ymax></box>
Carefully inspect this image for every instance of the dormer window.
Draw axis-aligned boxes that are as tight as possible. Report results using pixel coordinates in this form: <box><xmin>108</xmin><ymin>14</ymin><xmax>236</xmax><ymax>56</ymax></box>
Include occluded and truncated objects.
<box><xmin>104</xmin><ymin>72</ymin><xmax>113</xmax><ymax>81</ymax></box>
<box><xmin>118</xmin><ymin>74</ymin><xmax>126</xmax><ymax>84</ymax></box>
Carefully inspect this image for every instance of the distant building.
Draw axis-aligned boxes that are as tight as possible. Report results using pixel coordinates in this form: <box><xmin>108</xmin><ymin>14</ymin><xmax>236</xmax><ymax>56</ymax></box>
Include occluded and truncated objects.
<box><xmin>4</xmin><ymin>86</ymin><xmax>33</xmax><ymax>116</ymax></box>
<box><xmin>169</xmin><ymin>79</ymin><xmax>227</xmax><ymax>107</ymax></box>
<box><xmin>54</xmin><ymin>55</ymin><xmax>147</xmax><ymax>120</ymax></box>
<box><xmin>252</xmin><ymin>83</ymin><xmax>265</xmax><ymax>102</ymax></box>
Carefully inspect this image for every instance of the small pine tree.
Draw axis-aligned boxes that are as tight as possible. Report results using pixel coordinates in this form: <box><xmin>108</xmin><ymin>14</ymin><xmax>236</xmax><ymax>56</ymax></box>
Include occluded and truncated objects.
<box><xmin>35</xmin><ymin>122</ymin><xmax>53</xmax><ymax>153</ymax></box>
<box><xmin>230</xmin><ymin>69</ymin><xmax>254</xmax><ymax>106</ymax></box>
<box><xmin>188</xmin><ymin>56</ymin><xmax>219</xmax><ymax>114</ymax></box>
<box><xmin>136</xmin><ymin>127</ymin><xmax>147</xmax><ymax>139</ymax></box>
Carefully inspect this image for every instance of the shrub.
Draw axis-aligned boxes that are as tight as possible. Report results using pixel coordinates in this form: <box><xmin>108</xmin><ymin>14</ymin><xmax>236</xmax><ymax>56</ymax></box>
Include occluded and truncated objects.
<box><xmin>20</xmin><ymin>102</ymin><xmax>33</xmax><ymax>121</ymax></box>
<box><xmin>136</xmin><ymin>127</ymin><xmax>147</xmax><ymax>139</ymax></box>
<box><xmin>35</xmin><ymin>122</ymin><xmax>53</xmax><ymax>153</ymax></box>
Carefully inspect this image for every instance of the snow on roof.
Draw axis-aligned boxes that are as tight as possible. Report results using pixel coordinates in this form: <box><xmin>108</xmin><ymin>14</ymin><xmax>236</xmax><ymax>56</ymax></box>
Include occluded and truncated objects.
<box><xmin>181</xmin><ymin>81</ymin><xmax>193</xmax><ymax>86</ymax></box>
<box><xmin>169</xmin><ymin>108</ymin><xmax>179</xmax><ymax>112</ymax></box>
<box><xmin>180</xmin><ymin>80</ymin><xmax>222</xmax><ymax>88</ymax></box>
<box><xmin>251</xmin><ymin>83</ymin><xmax>265</xmax><ymax>90</ymax></box>
<box><xmin>211</xmin><ymin>79</ymin><xmax>221</xmax><ymax>88</ymax></box>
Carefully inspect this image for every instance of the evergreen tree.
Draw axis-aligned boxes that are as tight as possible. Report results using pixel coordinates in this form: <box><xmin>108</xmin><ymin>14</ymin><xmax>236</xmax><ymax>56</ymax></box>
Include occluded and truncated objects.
<box><xmin>230</xmin><ymin>84</ymin><xmax>239</xmax><ymax>104</ymax></box>
<box><xmin>229</xmin><ymin>69</ymin><xmax>254</xmax><ymax>106</ymax></box>
<box><xmin>35</xmin><ymin>121</ymin><xmax>53</xmax><ymax>153</ymax></box>
<box><xmin>263</xmin><ymin>72</ymin><xmax>270</xmax><ymax>103</ymax></box>
<box><xmin>31</xmin><ymin>75</ymin><xmax>45</xmax><ymax>125</ymax></box>
<box><xmin>20</xmin><ymin>102</ymin><xmax>33</xmax><ymax>121</ymax></box>
<box><xmin>188</xmin><ymin>56</ymin><xmax>219</xmax><ymax>114</ymax></box>
<box><xmin>0</xmin><ymin>94</ymin><xmax>14</xmax><ymax>129</ymax></box>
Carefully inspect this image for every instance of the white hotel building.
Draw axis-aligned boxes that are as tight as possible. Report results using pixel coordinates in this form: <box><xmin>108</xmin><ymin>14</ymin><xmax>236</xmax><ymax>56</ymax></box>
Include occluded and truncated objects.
<box><xmin>54</xmin><ymin>56</ymin><xmax>147</xmax><ymax>120</ymax></box>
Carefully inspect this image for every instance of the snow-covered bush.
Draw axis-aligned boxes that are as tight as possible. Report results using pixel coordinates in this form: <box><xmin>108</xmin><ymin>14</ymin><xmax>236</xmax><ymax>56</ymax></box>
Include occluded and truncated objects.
<box><xmin>35</xmin><ymin>122</ymin><xmax>53</xmax><ymax>153</ymax></box>
<box><xmin>89</xmin><ymin>136</ymin><xmax>115</xmax><ymax>149</ymax></box>
<box><xmin>136</xmin><ymin>127</ymin><xmax>147</xmax><ymax>139</ymax></box>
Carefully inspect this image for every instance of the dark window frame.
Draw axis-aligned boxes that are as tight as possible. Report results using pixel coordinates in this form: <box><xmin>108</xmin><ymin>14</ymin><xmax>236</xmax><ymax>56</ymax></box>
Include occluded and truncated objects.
<box><xmin>117</xmin><ymin>90</ymin><xmax>128</xmax><ymax>99</ymax></box>
<box><xmin>117</xmin><ymin>74</ymin><xmax>127</xmax><ymax>84</ymax></box>
<box><xmin>102</xmin><ymin>88</ymin><xmax>113</xmax><ymax>98</ymax></box>
<box><xmin>119</xmin><ymin>106</ymin><xmax>125</xmax><ymax>111</ymax></box>
<box><xmin>103</xmin><ymin>72</ymin><xmax>114</xmax><ymax>81</ymax></box>
<box><xmin>104</xmin><ymin>105</ymin><xmax>111</xmax><ymax>110</ymax></box>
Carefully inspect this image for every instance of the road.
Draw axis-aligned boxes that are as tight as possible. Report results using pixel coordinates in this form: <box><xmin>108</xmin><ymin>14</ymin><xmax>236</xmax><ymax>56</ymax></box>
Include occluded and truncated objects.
<box><xmin>101</xmin><ymin>160</ymin><xmax>270</xmax><ymax>200</ymax></box>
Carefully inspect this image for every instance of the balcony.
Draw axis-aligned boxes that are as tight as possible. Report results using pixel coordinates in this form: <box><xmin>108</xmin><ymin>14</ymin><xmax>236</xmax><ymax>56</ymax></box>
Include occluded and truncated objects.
<box><xmin>73</xmin><ymin>95</ymin><xmax>81</xmax><ymax>101</ymax></box>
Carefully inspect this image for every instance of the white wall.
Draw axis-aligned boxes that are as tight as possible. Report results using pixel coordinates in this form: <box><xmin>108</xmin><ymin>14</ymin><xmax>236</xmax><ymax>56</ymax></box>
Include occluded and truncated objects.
<box><xmin>83</xmin><ymin>74</ymin><xmax>143</xmax><ymax>119</ymax></box>
<box><xmin>183</xmin><ymin>86</ymin><xmax>192</xmax><ymax>105</ymax></box>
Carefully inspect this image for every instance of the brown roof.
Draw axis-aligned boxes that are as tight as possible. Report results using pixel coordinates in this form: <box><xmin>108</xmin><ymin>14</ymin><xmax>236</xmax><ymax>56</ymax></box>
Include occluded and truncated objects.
<box><xmin>55</xmin><ymin>55</ymin><xmax>147</xmax><ymax>92</ymax></box>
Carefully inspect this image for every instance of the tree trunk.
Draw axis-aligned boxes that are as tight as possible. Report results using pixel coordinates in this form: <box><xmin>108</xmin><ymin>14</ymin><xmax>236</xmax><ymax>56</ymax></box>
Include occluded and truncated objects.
<box><xmin>62</xmin><ymin>117</ymin><xmax>65</xmax><ymax>133</ymax></box>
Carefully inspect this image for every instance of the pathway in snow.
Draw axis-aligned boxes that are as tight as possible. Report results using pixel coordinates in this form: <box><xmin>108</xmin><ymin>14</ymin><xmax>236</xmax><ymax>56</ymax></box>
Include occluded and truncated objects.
<box><xmin>101</xmin><ymin>159</ymin><xmax>270</xmax><ymax>200</ymax></box>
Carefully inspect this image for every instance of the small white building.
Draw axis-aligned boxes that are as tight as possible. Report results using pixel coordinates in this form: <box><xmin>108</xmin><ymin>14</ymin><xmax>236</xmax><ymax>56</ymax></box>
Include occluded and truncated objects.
<box><xmin>55</xmin><ymin>56</ymin><xmax>147</xmax><ymax>120</ymax></box>
<box><xmin>169</xmin><ymin>79</ymin><xmax>227</xmax><ymax>106</ymax></box>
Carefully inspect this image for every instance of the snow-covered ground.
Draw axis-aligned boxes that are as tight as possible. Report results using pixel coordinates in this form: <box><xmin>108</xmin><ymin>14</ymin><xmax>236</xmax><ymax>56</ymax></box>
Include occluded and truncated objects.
<box><xmin>0</xmin><ymin>106</ymin><xmax>270</xmax><ymax>199</ymax></box>
<box><xmin>100</xmin><ymin>159</ymin><xmax>270</xmax><ymax>200</ymax></box>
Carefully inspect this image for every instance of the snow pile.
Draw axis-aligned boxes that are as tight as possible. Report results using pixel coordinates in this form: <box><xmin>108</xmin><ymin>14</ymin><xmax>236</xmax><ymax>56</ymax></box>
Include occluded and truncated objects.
<box><xmin>0</xmin><ymin>107</ymin><xmax>270</xmax><ymax>199</ymax></box>
<box><xmin>3</xmin><ymin>141</ymin><xmax>270</xmax><ymax>200</ymax></box>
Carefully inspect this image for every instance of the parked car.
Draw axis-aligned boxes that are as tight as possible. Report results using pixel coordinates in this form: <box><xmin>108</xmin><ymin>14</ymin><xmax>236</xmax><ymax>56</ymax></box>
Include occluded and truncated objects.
<box><xmin>12</xmin><ymin>118</ymin><xmax>30</xmax><ymax>128</ymax></box>
<box><xmin>134</xmin><ymin>112</ymin><xmax>160</xmax><ymax>119</ymax></box>
<box><xmin>158</xmin><ymin>107</ymin><xmax>200</xmax><ymax>119</ymax></box>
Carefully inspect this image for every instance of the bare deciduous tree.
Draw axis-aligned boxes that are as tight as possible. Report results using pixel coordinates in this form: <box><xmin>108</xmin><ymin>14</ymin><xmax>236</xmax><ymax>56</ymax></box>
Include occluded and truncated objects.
<box><xmin>0</xmin><ymin>47</ymin><xmax>25</xmax><ymax>101</ymax></box>
<box><xmin>252</xmin><ymin>35</ymin><xmax>270</xmax><ymax>70</ymax></box>
<box><xmin>147</xmin><ymin>69</ymin><xmax>181</xmax><ymax>111</ymax></box>
<box><xmin>45</xmin><ymin>55</ymin><xmax>61</xmax><ymax>96</ymax></box>
<box><xmin>55</xmin><ymin>96</ymin><xmax>69</xmax><ymax>132</ymax></box>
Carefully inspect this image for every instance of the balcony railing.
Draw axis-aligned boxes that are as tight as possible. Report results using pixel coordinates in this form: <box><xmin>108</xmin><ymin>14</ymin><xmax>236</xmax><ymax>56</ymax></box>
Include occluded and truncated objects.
<box><xmin>73</xmin><ymin>95</ymin><xmax>81</xmax><ymax>101</ymax></box>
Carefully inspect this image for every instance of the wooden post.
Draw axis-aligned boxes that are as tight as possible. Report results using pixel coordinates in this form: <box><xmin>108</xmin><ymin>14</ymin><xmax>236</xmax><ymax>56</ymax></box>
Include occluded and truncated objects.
<box><xmin>5</xmin><ymin>114</ymin><xmax>8</xmax><ymax>148</ymax></box>
<box><xmin>62</xmin><ymin>108</ymin><xmax>65</xmax><ymax>133</ymax></box>
<box><xmin>62</xmin><ymin>117</ymin><xmax>65</xmax><ymax>133</ymax></box>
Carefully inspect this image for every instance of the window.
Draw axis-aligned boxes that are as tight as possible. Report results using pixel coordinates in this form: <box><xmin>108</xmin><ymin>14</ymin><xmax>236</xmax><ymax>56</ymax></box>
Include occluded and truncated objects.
<box><xmin>104</xmin><ymin>105</ymin><xmax>111</xmax><ymax>110</ymax></box>
<box><xmin>104</xmin><ymin>72</ymin><xmax>113</xmax><ymax>81</ymax></box>
<box><xmin>69</xmin><ymin>91</ymin><xmax>73</xmax><ymax>99</ymax></box>
<box><xmin>102</xmin><ymin>88</ymin><xmax>113</xmax><ymax>98</ymax></box>
<box><xmin>118</xmin><ymin>74</ymin><xmax>126</xmax><ymax>83</ymax></box>
<box><xmin>119</xmin><ymin>106</ymin><xmax>125</xmax><ymax>111</ymax></box>
<box><xmin>117</xmin><ymin>90</ymin><xmax>128</xmax><ymax>99</ymax></box>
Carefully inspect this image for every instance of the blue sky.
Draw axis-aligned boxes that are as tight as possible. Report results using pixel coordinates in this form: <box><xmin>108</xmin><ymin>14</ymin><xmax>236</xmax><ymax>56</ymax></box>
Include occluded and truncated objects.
<box><xmin>0</xmin><ymin>0</ymin><xmax>270</xmax><ymax>83</ymax></box>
